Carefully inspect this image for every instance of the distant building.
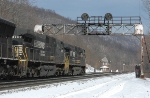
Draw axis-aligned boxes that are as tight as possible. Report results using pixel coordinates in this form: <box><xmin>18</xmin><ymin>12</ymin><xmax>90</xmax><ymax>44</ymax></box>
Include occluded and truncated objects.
<box><xmin>100</xmin><ymin>65</ymin><xmax>109</xmax><ymax>72</ymax></box>
<box><xmin>101</xmin><ymin>57</ymin><xmax>109</xmax><ymax>66</ymax></box>
<box><xmin>100</xmin><ymin>56</ymin><xmax>110</xmax><ymax>72</ymax></box>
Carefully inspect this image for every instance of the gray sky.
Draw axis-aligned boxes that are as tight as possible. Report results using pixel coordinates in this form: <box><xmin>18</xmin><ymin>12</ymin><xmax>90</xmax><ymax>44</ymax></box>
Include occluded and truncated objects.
<box><xmin>34</xmin><ymin>0</ymin><xmax>149</xmax><ymax>32</ymax></box>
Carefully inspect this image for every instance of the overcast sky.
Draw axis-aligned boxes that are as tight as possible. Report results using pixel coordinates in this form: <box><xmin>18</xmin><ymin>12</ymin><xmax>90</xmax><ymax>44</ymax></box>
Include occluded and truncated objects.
<box><xmin>34</xmin><ymin>0</ymin><xmax>149</xmax><ymax>31</ymax></box>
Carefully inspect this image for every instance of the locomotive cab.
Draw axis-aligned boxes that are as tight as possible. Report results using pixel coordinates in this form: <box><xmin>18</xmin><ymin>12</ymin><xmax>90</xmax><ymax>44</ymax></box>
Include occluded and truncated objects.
<box><xmin>0</xmin><ymin>18</ymin><xmax>16</xmax><ymax>79</ymax></box>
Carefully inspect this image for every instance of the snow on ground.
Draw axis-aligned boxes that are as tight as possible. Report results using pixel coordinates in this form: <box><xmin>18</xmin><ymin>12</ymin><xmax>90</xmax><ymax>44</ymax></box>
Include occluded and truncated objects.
<box><xmin>86</xmin><ymin>64</ymin><xmax>101</xmax><ymax>73</ymax></box>
<box><xmin>0</xmin><ymin>73</ymin><xmax>150</xmax><ymax>98</ymax></box>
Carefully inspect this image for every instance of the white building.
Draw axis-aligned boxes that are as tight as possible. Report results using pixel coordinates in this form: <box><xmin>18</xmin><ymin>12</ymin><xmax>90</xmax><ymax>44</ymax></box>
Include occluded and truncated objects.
<box><xmin>100</xmin><ymin>65</ymin><xmax>109</xmax><ymax>72</ymax></box>
<box><xmin>101</xmin><ymin>57</ymin><xmax>109</xmax><ymax>66</ymax></box>
<box><xmin>100</xmin><ymin>56</ymin><xmax>110</xmax><ymax>72</ymax></box>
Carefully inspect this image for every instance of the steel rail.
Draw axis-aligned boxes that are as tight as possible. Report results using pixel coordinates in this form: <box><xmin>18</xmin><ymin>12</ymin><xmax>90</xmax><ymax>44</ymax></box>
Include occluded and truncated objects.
<box><xmin>0</xmin><ymin>72</ymin><xmax>126</xmax><ymax>94</ymax></box>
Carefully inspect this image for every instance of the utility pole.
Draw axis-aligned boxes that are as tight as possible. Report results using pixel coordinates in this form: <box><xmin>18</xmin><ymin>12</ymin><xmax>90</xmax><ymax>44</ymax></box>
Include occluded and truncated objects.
<box><xmin>123</xmin><ymin>63</ymin><xmax>125</xmax><ymax>72</ymax></box>
<box><xmin>134</xmin><ymin>24</ymin><xmax>144</xmax><ymax>78</ymax></box>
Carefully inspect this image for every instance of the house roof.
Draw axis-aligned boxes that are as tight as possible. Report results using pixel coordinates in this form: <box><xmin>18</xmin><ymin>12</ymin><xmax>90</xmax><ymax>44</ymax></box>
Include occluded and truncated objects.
<box><xmin>101</xmin><ymin>57</ymin><xmax>108</xmax><ymax>63</ymax></box>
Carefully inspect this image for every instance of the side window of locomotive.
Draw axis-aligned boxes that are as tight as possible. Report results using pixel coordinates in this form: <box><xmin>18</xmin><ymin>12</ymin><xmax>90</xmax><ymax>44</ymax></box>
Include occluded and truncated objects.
<box><xmin>80</xmin><ymin>52</ymin><xmax>83</xmax><ymax>57</ymax></box>
<box><xmin>61</xmin><ymin>49</ymin><xmax>63</xmax><ymax>53</ymax></box>
<box><xmin>12</xmin><ymin>40</ymin><xmax>18</xmax><ymax>45</ymax></box>
<box><xmin>59</xmin><ymin>43</ymin><xmax>61</xmax><ymax>49</ymax></box>
<box><xmin>30</xmin><ymin>49</ymin><xmax>33</xmax><ymax>53</ymax></box>
<box><xmin>46</xmin><ymin>37</ymin><xmax>49</xmax><ymax>43</ymax></box>
<box><xmin>73</xmin><ymin>52</ymin><xmax>75</xmax><ymax>57</ymax></box>
<box><xmin>60</xmin><ymin>42</ymin><xmax>64</xmax><ymax>48</ymax></box>
<box><xmin>23</xmin><ymin>36</ymin><xmax>32</xmax><ymax>43</ymax></box>
<box><xmin>0</xmin><ymin>35</ymin><xmax>1</xmax><ymax>42</ymax></box>
<box><xmin>57</xmin><ymin>44</ymin><xmax>59</xmax><ymax>48</ymax></box>
<box><xmin>70</xmin><ymin>51</ymin><xmax>73</xmax><ymax>56</ymax></box>
<box><xmin>58</xmin><ymin>42</ymin><xmax>62</xmax><ymax>51</ymax></box>
<box><xmin>53</xmin><ymin>42</ymin><xmax>56</xmax><ymax>47</ymax></box>
<box><xmin>64</xmin><ymin>47</ymin><xmax>70</xmax><ymax>52</ymax></box>
<box><xmin>60</xmin><ymin>42</ymin><xmax>64</xmax><ymax>52</ymax></box>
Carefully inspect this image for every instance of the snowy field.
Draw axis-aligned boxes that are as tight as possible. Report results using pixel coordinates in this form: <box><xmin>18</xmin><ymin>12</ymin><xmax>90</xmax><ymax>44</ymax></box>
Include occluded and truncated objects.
<box><xmin>0</xmin><ymin>72</ymin><xmax>150</xmax><ymax>98</ymax></box>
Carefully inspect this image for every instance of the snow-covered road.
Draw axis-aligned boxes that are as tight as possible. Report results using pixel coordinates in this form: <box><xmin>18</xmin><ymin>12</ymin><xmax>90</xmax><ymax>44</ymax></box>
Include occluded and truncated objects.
<box><xmin>0</xmin><ymin>73</ymin><xmax>150</xmax><ymax>98</ymax></box>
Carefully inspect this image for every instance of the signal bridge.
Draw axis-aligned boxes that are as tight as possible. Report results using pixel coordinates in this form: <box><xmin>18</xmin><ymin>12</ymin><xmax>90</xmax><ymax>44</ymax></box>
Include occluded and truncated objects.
<box><xmin>34</xmin><ymin>13</ymin><xmax>145</xmax><ymax>78</ymax></box>
<box><xmin>34</xmin><ymin>13</ymin><xmax>147</xmax><ymax>78</ymax></box>
<box><xmin>34</xmin><ymin>13</ymin><xmax>143</xmax><ymax>35</ymax></box>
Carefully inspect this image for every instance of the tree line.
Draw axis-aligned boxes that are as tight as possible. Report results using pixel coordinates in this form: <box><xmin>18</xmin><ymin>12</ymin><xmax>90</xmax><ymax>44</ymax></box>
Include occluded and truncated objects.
<box><xmin>0</xmin><ymin>0</ymin><xmax>75</xmax><ymax>30</ymax></box>
<box><xmin>0</xmin><ymin>0</ymin><xmax>141</xmax><ymax>71</ymax></box>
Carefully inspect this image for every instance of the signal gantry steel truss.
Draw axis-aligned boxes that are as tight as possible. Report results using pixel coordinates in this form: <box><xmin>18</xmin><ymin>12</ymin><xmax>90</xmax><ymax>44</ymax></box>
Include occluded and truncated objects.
<box><xmin>41</xmin><ymin>15</ymin><xmax>142</xmax><ymax>35</ymax></box>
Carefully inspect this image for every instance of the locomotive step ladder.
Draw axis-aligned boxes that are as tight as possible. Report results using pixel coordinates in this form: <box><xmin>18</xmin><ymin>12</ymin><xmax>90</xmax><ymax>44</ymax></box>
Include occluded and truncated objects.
<box><xmin>14</xmin><ymin>45</ymin><xmax>28</xmax><ymax>77</ymax></box>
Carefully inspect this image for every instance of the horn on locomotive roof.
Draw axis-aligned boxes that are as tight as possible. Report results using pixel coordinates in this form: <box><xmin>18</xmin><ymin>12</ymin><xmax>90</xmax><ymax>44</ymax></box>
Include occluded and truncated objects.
<box><xmin>34</xmin><ymin>25</ymin><xmax>44</xmax><ymax>34</ymax></box>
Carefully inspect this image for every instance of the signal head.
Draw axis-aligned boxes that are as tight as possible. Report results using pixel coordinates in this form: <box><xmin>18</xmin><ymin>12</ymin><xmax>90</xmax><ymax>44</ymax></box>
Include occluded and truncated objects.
<box><xmin>81</xmin><ymin>13</ymin><xmax>89</xmax><ymax>21</ymax></box>
<box><xmin>105</xmin><ymin>13</ymin><xmax>113</xmax><ymax>20</ymax></box>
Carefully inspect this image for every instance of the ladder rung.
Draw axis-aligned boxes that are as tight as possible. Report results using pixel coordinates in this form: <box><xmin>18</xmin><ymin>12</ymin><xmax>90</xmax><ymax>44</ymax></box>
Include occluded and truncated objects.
<box><xmin>20</xmin><ymin>60</ymin><xmax>26</xmax><ymax>61</ymax></box>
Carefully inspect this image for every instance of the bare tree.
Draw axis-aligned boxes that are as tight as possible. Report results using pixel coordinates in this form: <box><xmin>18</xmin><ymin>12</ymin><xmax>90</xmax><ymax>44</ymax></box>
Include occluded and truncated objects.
<box><xmin>142</xmin><ymin>0</ymin><xmax>150</xmax><ymax>18</ymax></box>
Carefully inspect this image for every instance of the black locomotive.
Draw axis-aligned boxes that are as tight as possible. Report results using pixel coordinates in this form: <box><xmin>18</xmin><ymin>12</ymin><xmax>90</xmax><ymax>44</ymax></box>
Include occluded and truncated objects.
<box><xmin>0</xmin><ymin>18</ymin><xmax>86</xmax><ymax>79</ymax></box>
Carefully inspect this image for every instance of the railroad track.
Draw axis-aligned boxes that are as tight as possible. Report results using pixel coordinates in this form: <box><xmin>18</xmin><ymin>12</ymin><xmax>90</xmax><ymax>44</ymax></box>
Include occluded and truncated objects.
<box><xmin>0</xmin><ymin>72</ymin><xmax>124</xmax><ymax>94</ymax></box>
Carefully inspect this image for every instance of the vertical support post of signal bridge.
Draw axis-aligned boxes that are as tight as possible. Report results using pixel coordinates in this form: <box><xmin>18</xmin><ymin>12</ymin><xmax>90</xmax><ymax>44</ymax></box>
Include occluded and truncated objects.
<box><xmin>141</xmin><ymin>35</ymin><xmax>144</xmax><ymax>77</ymax></box>
<box><xmin>135</xmin><ymin>24</ymin><xmax>144</xmax><ymax>78</ymax></box>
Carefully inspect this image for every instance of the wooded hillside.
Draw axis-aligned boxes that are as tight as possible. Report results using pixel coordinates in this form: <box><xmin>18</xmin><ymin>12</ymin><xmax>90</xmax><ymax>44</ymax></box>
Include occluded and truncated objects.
<box><xmin>0</xmin><ymin>0</ymin><xmax>75</xmax><ymax>30</ymax></box>
<box><xmin>0</xmin><ymin>0</ymin><xmax>141</xmax><ymax>71</ymax></box>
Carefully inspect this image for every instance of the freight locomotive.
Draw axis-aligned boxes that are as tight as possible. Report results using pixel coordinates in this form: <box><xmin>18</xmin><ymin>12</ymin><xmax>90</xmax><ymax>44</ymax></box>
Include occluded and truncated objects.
<box><xmin>0</xmin><ymin>18</ymin><xmax>86</xmax><ymax>79</ymax></box>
